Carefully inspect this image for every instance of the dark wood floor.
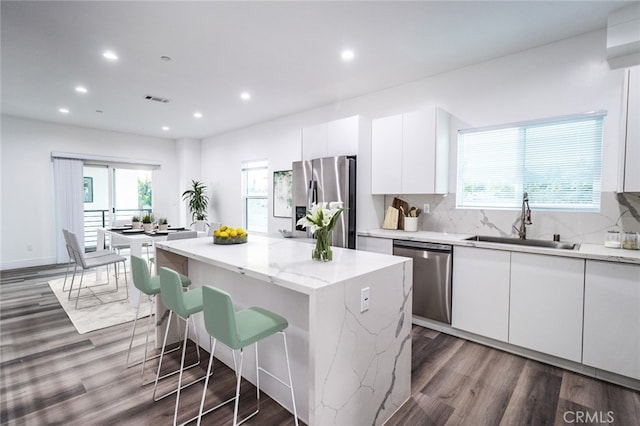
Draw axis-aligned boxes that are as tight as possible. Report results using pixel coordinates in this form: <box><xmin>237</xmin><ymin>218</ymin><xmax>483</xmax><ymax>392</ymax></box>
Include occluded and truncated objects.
<box><xmin>2</xmin><ymin>265</ymin><xmax>639</xmax><ymax>426</ymax></box>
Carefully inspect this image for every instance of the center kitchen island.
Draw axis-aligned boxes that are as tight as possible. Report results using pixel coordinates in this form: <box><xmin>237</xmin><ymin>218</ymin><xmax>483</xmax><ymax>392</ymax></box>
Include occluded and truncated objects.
<box><xmin>154</xmin><ymin>235</ymin><xmax>412</xmax><ymax>426</ymax></box>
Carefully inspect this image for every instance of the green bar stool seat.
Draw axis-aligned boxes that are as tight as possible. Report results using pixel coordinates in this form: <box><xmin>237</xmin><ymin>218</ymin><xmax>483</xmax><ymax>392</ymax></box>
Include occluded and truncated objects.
<box><xmin>125</xmin><ymin>255</ymin><xmax>192</xmax><ymax>383</ymax></box>
<box><xmin>155</xmin><ymin>267</ymin><xmax>208</xmax><ymax>426</ymax></box>
<box><xmin>194</xmin><ymin>285</ymin><xmax>298</xmax><ymax>426</ymax></box>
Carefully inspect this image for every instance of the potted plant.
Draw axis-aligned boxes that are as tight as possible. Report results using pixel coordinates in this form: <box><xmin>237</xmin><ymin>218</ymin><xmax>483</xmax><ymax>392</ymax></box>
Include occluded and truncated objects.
<box><xmin>131</xmin><ymin>215</ymin><xmax>141</xmax><ymax>229</ymax></box>
<box><xmin>182</xmin><ymin>179</ymin><xmax>209</xmax><ymax>231</ymax></box>
<box><xmin>141</xmin><ymin>213</ymin><xmax>154</xmax><ymax>232</ymax></box>
<box><xmin>158</xmin><ymin>217</ymin><xmax>169</xmax><ymax>231</ymax></box>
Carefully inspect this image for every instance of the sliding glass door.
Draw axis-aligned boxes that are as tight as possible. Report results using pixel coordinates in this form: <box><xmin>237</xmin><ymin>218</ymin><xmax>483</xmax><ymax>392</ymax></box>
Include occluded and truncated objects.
<box><xmin>82</xmin><ymin>165</ymin><xmax>152</xmax><ymax>250</ymax></box>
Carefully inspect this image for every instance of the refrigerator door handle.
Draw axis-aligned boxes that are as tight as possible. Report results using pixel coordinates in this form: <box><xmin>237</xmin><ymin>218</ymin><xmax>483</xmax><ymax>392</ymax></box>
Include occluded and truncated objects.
<box><xmin>308</xmin><ymin>180</ymin><xmax>317</xmax><ymax>208</ymax></box>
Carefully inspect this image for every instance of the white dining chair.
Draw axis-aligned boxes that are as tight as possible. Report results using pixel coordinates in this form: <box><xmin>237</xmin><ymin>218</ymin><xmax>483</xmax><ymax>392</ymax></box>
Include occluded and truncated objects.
<box><xmin>64</xmin><ymin>229</ymin><xmax>129</xmax><ymax>309</ymax></box>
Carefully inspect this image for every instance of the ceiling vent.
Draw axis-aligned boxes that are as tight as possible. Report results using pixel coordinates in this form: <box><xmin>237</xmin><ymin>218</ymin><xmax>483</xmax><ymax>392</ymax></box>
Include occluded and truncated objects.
<box><xmin>607</xmin><ymin>3</ymin><xmax>640</xmax><ymax>69</ymax></box>
<box><xmin>144</xmin><ymin>95</ymin><xmax>170</xmax><ymax>104</ymax></box>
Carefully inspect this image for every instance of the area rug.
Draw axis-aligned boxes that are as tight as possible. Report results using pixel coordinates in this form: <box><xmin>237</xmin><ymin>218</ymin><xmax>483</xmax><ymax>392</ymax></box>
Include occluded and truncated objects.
<box><xmin>48</xmin><ymin>273</ymin><xmax>151</xmax><ymax>334</ymax></box>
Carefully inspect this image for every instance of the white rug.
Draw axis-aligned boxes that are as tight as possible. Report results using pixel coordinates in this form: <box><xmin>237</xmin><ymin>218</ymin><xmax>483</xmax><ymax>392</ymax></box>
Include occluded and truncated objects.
<box><xmin>48</xmin><ymin>273</ymin><xmax>151</xmax><ymax>334</ymax></box>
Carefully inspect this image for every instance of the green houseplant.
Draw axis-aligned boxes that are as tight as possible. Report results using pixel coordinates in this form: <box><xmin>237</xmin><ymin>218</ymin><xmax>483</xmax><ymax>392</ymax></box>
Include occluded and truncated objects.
<box><xmin>158</xmin><ymin>217</ymin><xmax>169</xmax><ymax>231</ymax></box>
<box><xmin>141</xmin><ymin>213</ymin><xmax>154</xmax><ymax>232</ymax></box>
<box><xmin>182</xmin><ymin>179</ymin><xmax>209</xmax><ymax>229</ymax></box>
<box><xmin>131</xmin><ymin>215</ymin><xmax>141</xmax><ymax>229</ymax></box>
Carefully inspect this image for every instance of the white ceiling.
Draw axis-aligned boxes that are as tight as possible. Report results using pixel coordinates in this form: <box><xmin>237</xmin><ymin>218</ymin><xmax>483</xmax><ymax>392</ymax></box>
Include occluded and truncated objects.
<box><xmin>1</xmin><ymin>1</ymin><xmax>635</xmax><ymax>139</ymax></box>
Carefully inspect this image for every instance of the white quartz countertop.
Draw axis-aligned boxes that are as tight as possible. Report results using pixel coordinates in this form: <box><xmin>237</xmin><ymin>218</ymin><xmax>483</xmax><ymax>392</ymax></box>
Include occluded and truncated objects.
<box><xmin>358</xmin><ymin>229</ymin><xmax>640</xmax><ymax>265</ymax></box>
<box><xmin>155</xmin><ymin>235</ymin><xmax>410</xmax><ymax>295</ymax></box>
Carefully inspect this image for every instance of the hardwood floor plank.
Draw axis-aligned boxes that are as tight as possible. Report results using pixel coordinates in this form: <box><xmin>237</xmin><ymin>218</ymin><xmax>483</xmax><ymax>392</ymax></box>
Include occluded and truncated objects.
<box><xmin>2</xmin><ymin>267</ymin><xmax>639</xmax><ymax>426</ymax></box>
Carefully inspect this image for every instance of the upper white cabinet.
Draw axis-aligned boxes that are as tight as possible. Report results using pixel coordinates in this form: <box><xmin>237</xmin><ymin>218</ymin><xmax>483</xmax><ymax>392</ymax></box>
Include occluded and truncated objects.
<box><xmin>302</xmin><ymin>115</ymin><xmax>359</xmax><ymax>160</ymax></box>
<box><xmin>509</xmin><ymin>253</ymin><xmax>585</xmax><ymax>362</ymax></box>
<box><xmin>618</xmin><ymin>66</ymin><xmax>640</xmax><ymax>192</ymax></box>
<box><xmin>452</xmin><ymin>246</ymin><xmax>511</xmax><ymax>342</ymax></box>
<box><xmin>371</xmin><ymin>107</ymin><xmax>450</xmax><ymax>194</ymax></box>
<box><xmin>583</xmin><ymin>260</ymin><xmax>640</xmax><ymax>379</ymax></box>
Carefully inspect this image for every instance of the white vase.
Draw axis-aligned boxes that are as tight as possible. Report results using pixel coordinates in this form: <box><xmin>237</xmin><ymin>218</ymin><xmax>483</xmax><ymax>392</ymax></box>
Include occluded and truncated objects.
<box><xmin>143</xmin><ymin>223</ymin><xmax>153</xmax><ymax>232</ymax></box>
<box><xmin>132</xmin><ymin>221</ymin><xmax>142</xmax><ymax>229</ymax></box>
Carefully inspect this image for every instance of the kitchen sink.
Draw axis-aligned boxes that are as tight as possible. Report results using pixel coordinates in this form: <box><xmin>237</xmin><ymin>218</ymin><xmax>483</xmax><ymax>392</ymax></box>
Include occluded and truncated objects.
<box><xmin>465</xmin><ymin>235</ymin><xmax>579</xmax><ymax>250</ymax></box>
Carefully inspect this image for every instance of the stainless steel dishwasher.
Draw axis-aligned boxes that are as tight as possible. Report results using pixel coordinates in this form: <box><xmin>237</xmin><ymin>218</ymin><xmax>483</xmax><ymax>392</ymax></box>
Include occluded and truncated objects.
<box><xmin>393</xmin><ymin>240</ymin><xmax>452</xmax><ymax>324</ymax></box>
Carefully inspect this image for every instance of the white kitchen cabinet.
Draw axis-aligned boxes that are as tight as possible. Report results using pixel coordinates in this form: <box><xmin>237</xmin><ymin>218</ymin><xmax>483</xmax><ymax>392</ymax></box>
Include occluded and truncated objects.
<box><xmin>618</xmin><ymin>66</ymin><xmax>640</xmax><ymax>192</ymax></box>
<box><xmin>509</xmin><ymin>252</ymin><xmax>584</xmax><ymax>362</ymax></box>
<box><xmin>356</xmin><ymin>235</ymin><xmax>393</xmax><ymax>255</ymax></box>
<box><xmin>371</xmin><ymin>107</ymin><xmax>449</xmax><ymax>194</ymax></box>
<box><xmin>583</xmin><ymin>260</ymin><xmax>640</xmax><ymax>380</ymax></box>
<box><xmin>302</xmin><ymin>115</ymin><xmax>359</xmax><ymax>160</ymax></box>
<box><xmin>452</xmin><ymin>246</ymin><xmax>510</xmax><ymax>342</ymax></box>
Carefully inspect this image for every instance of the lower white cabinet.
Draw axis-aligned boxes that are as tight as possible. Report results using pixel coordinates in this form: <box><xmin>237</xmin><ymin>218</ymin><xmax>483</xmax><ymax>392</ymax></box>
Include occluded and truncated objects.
<box><xmin>452</xmin><ymin>247</ymin><xmax>510</xmax><ymax>342</ymax></box>
<box><xmin>356</xmin><ymin>236</ymin><xmax>393</xmax><ymax>255</ymax></box>
<box><xmin>509</xmin><ymin>253</ymin><xmax>585</xmax><ymax>362</ymax></box>
<box><xmin>583</xmin><ymin>260</ymin><xmax>640</xmax><ymax>379</ymax></box>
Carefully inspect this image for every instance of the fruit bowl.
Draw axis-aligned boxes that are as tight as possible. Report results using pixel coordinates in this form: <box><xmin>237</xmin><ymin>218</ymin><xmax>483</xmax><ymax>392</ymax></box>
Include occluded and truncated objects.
<box><xmin>213</xmin><ymin>234</ymin><xmax>247</xmax><ymax>245</ymax></box>
<box><xmin>212</xmin><ymin>225</ymin><xmax>248</xmax><ymax>245</ymax></box>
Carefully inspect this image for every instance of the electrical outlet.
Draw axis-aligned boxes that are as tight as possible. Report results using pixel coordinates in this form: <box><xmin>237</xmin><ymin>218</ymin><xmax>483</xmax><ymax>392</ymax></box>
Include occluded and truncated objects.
<box><xmin>360</xmin><ymin>287</ymin><xmax>370</xmax><ymax>312</ymax></box>
<box><xmin>423</xmin><ymin>203</ymin><xmax>430</xmax><ymax>214</ymax></box>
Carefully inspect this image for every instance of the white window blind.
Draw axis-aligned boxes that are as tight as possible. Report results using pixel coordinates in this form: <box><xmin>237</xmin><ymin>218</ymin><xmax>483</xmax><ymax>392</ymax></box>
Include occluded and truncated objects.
<box><xmin>457</xmin><ymin>112</ymin><xmax>605</xmax><ymax>211</ymax></box>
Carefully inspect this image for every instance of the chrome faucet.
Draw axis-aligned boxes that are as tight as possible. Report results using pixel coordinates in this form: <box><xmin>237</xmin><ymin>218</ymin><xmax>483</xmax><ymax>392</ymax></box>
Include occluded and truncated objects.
<box><xmin>514</xmin><ymin>192</ymin><xmax>532</xmax><ymax>239</ymax></box>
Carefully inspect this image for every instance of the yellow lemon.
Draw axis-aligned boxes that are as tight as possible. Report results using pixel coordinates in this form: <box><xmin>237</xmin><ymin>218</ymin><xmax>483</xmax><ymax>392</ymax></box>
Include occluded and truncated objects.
<box><xmin>229</xmin><ymin>230</ymin><xmax>238</xmax><ymax>237</ymax></box>
<box><xmin>219</xmin><ymin>231</ymin><xmax>229</xmax><ymax>238</ymax></box>
<box><xmin>236</xmin><ymin>227</ymin><xmax>246</xmax><ymax>235</ymax></box>
<box><xmin>219</xmin><ymin>225</ymin><xmax>228</xmax><ymax>232</ymax></box>
<box><xmin>213</xmin><ymin>230</ymin><xmax>220</xmax><ymax>237</ymax></box>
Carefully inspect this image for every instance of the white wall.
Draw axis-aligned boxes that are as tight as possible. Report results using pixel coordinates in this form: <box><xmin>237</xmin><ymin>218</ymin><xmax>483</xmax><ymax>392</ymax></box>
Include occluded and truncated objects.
<box><xmin>201</xmin><ymin>30</ymin><xmax>628</xmax><ymax>238</ymax></box>
<box><xmin>0</xmin><ymin>116</ymin><xmax>181</xmax><ymax>269</ymax></box>
<box><xmin>2</xmin><ymin>29</ymin><xmax>634</xmax><ymax>268</ymax></box>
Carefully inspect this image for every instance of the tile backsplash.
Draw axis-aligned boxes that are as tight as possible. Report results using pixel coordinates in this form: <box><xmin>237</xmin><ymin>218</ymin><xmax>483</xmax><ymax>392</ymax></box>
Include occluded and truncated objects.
<box><xmin>384</xmin><ymin>192</ymin><xmax>640</xmax><ymax>244</ymax></box>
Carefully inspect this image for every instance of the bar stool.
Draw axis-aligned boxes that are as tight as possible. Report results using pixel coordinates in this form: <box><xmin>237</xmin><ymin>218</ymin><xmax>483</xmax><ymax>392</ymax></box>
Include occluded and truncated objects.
<box><xmin>195</xmin><ymin>285</ymin><xmax>298</xmax><ymax>426</ymax></box>
<box><xmin>154</xmin><ymin>267</ymin><xmax>207</xmax><ymax>426</ymax></box>
<box><xmin>125</xmin><ymin>255</ymin><xmax>193</xmax><ymax>383</ymax></box>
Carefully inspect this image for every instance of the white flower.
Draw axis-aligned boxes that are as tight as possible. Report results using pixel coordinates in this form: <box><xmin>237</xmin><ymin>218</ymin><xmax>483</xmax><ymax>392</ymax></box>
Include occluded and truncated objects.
<box><xmin>296</xmin><ymin>201</ymin><xmax>344</xmax><ymax>234</ymax></box>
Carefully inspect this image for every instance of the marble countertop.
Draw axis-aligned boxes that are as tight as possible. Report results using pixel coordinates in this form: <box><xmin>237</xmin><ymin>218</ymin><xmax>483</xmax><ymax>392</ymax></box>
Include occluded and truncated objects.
<box><xmin>155</xmin><ymin>234</ymin><xmax>410</xmax><ymax>295</ymax></box>
<box><xmin>358</xmin><ymin>229</ymin><xmax>640</xmax><ymax>265</ymax></box>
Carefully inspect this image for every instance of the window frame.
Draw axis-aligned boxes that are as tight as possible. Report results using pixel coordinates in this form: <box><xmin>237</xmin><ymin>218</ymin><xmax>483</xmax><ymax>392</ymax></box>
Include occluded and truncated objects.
<box><xmin>456</xmin><ymin>111</ymin><xmax>606</xmax><ymax>212</ymax></box>
<box><xmin>241</xmin><ymin>159</ymin><xmax>269</xmax><ymax>233</ymax></box>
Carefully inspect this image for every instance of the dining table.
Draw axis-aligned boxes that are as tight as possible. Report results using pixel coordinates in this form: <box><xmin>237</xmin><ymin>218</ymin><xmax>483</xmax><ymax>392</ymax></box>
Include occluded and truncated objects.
<box><xmin>96</xmin><ymin>226</ymin><xmax>198</xmax><ymax>305</ymax></box>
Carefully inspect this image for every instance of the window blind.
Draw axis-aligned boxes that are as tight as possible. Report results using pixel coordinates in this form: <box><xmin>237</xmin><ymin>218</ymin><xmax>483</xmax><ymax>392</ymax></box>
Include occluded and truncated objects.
<box><xmin>457</xmin><ymin>112</ymin><xmax>605</xmax><ymax>211</ymax></box>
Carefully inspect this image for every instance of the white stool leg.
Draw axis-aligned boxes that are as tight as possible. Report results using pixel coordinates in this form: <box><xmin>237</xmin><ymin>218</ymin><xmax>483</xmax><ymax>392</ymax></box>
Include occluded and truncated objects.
<box><xmin>282</xmin><ymin>331</ymin><xmax>299</xmax><ymax>426</ymax></box>
<box><xmin>153</xmin><ymin>310</ymin><xmax>173</xmax><ymax>400</ymax></box>
<box><xmin>233</xmin><ymin>349</ymin><xmax>244</xmax><ymax>426</ymax></box>
<box><xmin>172</xmin><ymin>316</ymin><xmax>191</xmax><ymax>426</ymax></box>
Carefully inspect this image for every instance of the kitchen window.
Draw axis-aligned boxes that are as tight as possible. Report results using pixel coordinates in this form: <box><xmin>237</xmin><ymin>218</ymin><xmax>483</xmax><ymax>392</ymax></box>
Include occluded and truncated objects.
<box><xmin>241</xmin><ymin>159</ymin><xmax>268</xmax><ymax>233</ymax></box>
<box><xmin>456</xmin><ymin>112</ymin><xmax>605</xmax><ymax>211</ymax></box>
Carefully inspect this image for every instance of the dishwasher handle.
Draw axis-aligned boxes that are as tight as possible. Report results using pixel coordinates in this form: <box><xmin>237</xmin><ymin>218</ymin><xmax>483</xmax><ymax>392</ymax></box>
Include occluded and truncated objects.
<box><xmin>393</xmin><ymin>239</ymin><xmax>452</xmax><ymax>252</ymax></box>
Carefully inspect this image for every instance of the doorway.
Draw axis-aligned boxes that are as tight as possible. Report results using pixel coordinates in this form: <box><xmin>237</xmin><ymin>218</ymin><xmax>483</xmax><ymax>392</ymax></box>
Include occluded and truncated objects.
<box><xmin>83</xmin><ymin>165</ymin><xmax>153</xmax><ymax>251</ymax></box>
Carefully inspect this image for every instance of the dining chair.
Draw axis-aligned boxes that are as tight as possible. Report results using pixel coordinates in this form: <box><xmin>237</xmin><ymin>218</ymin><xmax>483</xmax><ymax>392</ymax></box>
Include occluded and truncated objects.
<box><xmin>61</xmin><ymin>229</ymin><xmax>114</xmax><ymax>292</ymax></box>
<box><xmin>64</xmin><ymin>229</ymin><xmax>129</xmax><ymax>309</ymax></box>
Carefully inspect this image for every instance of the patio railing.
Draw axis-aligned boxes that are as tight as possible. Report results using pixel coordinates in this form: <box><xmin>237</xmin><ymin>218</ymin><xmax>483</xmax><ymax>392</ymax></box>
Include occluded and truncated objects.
<box><xmin>84</xmin><ymin>209</ymin><xmax>151</xmax><ymax>250</ymax></box>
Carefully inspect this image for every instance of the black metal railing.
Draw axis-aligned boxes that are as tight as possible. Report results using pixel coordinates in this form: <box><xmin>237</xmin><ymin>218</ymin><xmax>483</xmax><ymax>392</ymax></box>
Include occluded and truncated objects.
<box><xmin>83</xmin><ymin>209</ymin><xmax>152</xmax><ymax>250</ymax></box>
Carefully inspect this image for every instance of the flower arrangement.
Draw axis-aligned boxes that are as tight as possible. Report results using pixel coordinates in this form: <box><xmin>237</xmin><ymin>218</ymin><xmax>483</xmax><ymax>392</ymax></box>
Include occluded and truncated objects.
<box><xmin>296</xmin><ymin>201</ymin><xmax>344</xmax><ymax>261</ymax></box>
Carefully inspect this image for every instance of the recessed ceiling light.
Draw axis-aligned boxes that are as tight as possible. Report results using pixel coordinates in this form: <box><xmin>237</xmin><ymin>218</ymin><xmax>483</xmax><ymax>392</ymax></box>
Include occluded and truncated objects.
<box><xmin>75</xmin><ymin>86</ymin><xmax>88</xmax><ymax>94</ymax></box>
<box><xmin>103</xmin><ymin>50</ymin><xmax>118</xmax><ymax>61</ymax></box>
<box><xmin>341</xmin><ymin>49</ymin><xmax>355</xmax><ymax>62</ymax></box>
<box><xmin>193</xmin><ymin>112</ymin><xmax>203</xmax><ymax>119</ymax></box>
<box><xmin>162</xmin><ymin>126</ymin><xmax>170</xmax><ymax>131</ymax></box>
<box><xmin>240</xmin><ymin>92</ymin><xmax>251</xmax><ymax>101</ymax></box>
<box><xmin>59</xmin><ymin>108</ymin><xmax>69</xmax><ymax>114</ymax></box>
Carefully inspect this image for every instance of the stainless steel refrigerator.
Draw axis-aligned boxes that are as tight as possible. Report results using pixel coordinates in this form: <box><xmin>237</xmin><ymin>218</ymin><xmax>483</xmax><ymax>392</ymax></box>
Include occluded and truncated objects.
<box><xmin>292</xmin><ymin>155</ymin><xmax>357</xmax><ymax>248</ymax></box>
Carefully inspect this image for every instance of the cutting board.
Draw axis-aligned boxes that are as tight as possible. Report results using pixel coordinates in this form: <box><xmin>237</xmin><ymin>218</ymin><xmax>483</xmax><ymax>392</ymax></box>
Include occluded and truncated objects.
<box><xmin>392</xmin><ymin>197</ymin><xmax>409</xmax><ymax>230</ymax></box>
<box><xmin>382</xmin><ymin>206</ymin><xmax>399</xmax><ymax>230</ymax></box>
